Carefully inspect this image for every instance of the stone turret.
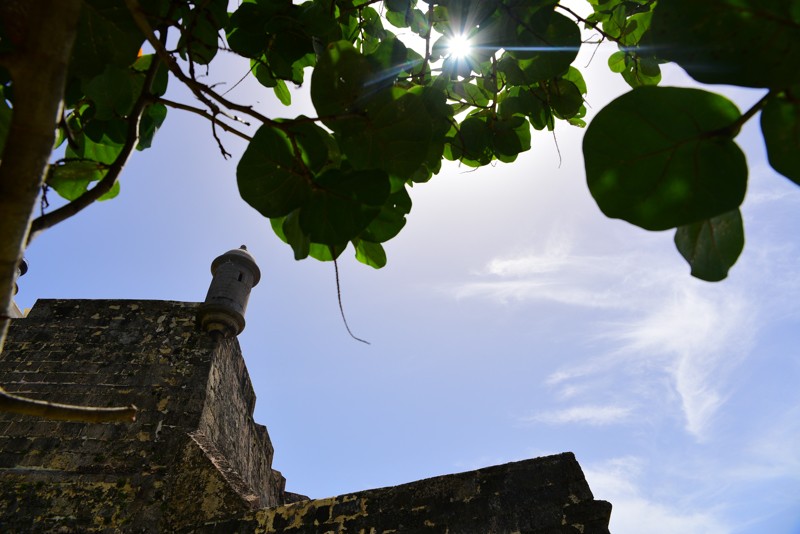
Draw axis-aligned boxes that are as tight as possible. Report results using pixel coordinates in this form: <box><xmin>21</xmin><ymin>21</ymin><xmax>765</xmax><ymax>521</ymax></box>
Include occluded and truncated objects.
<box><xmin>9</xmin><ymin>257</ymin><xmax>28</xmax><ymax>319</ymax></box>
<box><xmin>197</xmin><ymin>245</ymin><xmax>261</xmax><ymax>339</ymax></box>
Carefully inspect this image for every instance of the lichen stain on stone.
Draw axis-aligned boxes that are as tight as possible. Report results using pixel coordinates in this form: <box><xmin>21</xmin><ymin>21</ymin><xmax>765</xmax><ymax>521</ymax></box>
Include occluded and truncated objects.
<box><xmin>201</xmin><ymin>474</ymin><xmax>230</xmax><ymax>516</ymax></box>
<box><xmin>156</xmin><ymin>397</ymin><xmax>170</xmax><ymax>412</ymax></box>
<box><xmin>332</xmin><ymin>496</ymin><xmax>368</xmax><ymax>524</ymax></box>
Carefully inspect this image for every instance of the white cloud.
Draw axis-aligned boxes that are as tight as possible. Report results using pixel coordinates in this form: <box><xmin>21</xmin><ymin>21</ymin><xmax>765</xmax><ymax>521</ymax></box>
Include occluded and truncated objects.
<box><xmin>453</xmin><ymin>234</ymin><xmax>758</xmax><ymax>440</ymax></box>
<box><xmin>603</xmin><ymin>286</ymin><xmax>755</xmax><ymax>440</ymax></box>
<box><xmin>585</xmin><ymin>457</ymin><xmax>731</xmax><ymax>534</ymax></box>
<box><xmin>522</xmin><ymin>404</ymin><xmax>633</xmax><ymax>426</ymax></box>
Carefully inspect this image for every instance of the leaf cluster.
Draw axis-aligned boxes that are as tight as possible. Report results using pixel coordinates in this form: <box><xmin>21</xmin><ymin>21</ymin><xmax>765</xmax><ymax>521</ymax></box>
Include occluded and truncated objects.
<box><xmin>584</xmin><ymin>0</ymin><xmax>800</xmax><ymax>280</ymax></box>
<box><xmin>2</xmin><ymin>0</ymin><xmax>797</xmax><ymax>281</ymax></box>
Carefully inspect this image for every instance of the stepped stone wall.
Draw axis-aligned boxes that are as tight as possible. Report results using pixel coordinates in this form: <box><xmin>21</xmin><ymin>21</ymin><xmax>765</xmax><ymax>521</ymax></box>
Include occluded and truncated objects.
<box><xmin>195</xmin><ymin>452</ymin><xmax>612</xmax><ymax>534</ymax></box>
<box><xmin>0</xmin><ymin>298</ymin><xmax>612</xmax><ymax>533</ymax></box>
<box><xmin>0</xmin><ymin>299</ymin><xmax>286</xmax><ymax>532</ymax></box>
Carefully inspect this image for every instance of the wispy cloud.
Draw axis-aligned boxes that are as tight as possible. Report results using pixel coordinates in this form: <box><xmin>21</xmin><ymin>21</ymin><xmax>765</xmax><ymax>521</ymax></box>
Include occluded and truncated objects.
<box><xmin>602</xmin><ymin>287</ymin><xmax>755</xmax><ymax>440</ymax></box>
<box><xmin>451</xmin><ymin>232</ymin><xmax>758</xmax><ymax>440</ymax></box>
<box><xmin>585</xmin><ymin>457</ymin><xmax>731</xmax><ymax>534</ymax></box>
<box><xmin>521</xmin><ymin>404</ymin><xmax>633</xmax><ymax>426</ymax></box>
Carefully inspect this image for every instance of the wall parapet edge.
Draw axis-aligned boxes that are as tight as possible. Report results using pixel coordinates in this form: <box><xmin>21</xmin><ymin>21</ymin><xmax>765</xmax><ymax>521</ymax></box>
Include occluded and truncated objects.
<box><xmin>186</xmin><ymin>452</ymin><xmax>612</xmax><ymax>534</ymax></box>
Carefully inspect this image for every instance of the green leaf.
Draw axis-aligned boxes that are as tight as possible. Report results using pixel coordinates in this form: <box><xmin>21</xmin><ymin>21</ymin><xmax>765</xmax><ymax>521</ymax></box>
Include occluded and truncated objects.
<box><xmin>386</xmin><ymin>10</ymin><xmax>410</xmax><ymax>29</ymax></box>
<box><xmin>132</xmin><ymin>55</ymin><xmax>169</xmax><ymax>97</ymax></box>
<box><xmin>646</xmin><ymin>0</ymin><xmax>800</xmax><ymax>88</ymax></box>
<box><xmin>298</xmin><ymin>168</ymin><xmax>389</xmax><ymax>246</ymax></box>
<box><xmin>674</xmin><ymin>209</ymin><xmax>744</xmax><ymax>282</ymax></box>
<box><xmin>354</xmin><ymin>239</ymin><xmax>387</xmax><ymax>269</ymax></box>
<box><xmin>449</xmin><ymin>82</ymin><xmax>491</xmax><ymax>107</ymax></box>
<box><xmin>82</xmin><ymin>66</ymin><xmax>135</xmax><ymax>121</ymax></box>
<box><xmin>311</xmin><ymin>41</ymin><xmax>375</xmax><ymax>128</ymax></box>
<box><xmin>83</xmin><ymin>118</ymin><xmax>128</xmax><ymax>145</ymax></box>
<box><xmin>137</xmin><ymin>103</ymin><xmax>167</xmax><ymax>151</ymax></box>
<box><xmin>409</xmin><ymin>9</ymin><xmax>430</xmax><ymax>37</ymax></box>
<box><xmin>563</xmin><ymin>66</ymin><xmax>587</xmax><ymax>95</ymax></box>
<box><xmin>67</xmin><ymin>133</ymin><xmax>122</xmax><ymax>166</ymax></box>
<box><xmin>337</xmin><ymin>89</ymin><xmax>433</xmax><ymax>177</ymax></box>
<box><xmin>281</xmin><ymin>119</ymin><xmax>340</xmax><ymax>174</ymax></box>
<box><xmin>98</xmin><ymin>179</ymin><xmax>120</xmax><ymax>201</ymax></box>
<box><xmin>273</xmin><ymin>79</ymin><xmax>291</xmax><ymax>106</ymax></box>
<box><xmin>584</xmin><ymin>87</ymin><xmax>746</xmax><ymax>231</ymax></box>
<box><xmin>178</xmin><ymin>10</ymin><xmax>220</xmax><ymax>65</ymax></box>
<box><xmin>619</xmin><ymin>53</ymin><xmax>661</xmax><ymax>88</ymax></box>
<box><xmin>547</xmin><ymin>79</ymin><xmax>583</xmax><ymax>119</ymax></box>
<box><xmin>447</xmin><ymin>116</ymin><xmax>493</xmax><ymax>166</ymax></box>
<box><xmin>226</xmin><ymin>3</ymin><xmax>272</xmax><ymax>58</ymax></box>
<box><xmin>608</xmin><ymin>51</ymin><xmax>626</xmax><ymax>73</ymax></box>
<box><xmin>761</xmin><ymin>92</ymin><xmax>800</xmax><ymax>186</ymax></box>
<box><xmin>69</xmin><ymin>0</ymin><xmax>144</xmax><ymax>81</ymax></box>
<box><xmin>361</xmin><ymin>187</ymin><xmax>412</xmax><ymax>243</ymax></box>
<box><xmin>237</xmin><ymin>125</ymin><xmax>311</xmax><ymax>218</ymax></box>
<box><xmin>505</xmin><ymin>12</ymin><xmax>581</xmax><ymax>81</ymax></box>
<box><xmin>309</xmin><ymin>243</ymin><xmax>345</xmax><ymax>262</ymax></box>
<box><xmin>492</xmin><ymin>116</ymin><xmax>532</xmax><ymax>162</ymax></box>
<box><xmin>283</xmin><ymin>210</ymin><xmax>311</xmax><ymax>260</ymax></box>
<box><xmin>47</xmin><ymin>160</ymin><xmax>107</xmax><ymax>201</ymax></box>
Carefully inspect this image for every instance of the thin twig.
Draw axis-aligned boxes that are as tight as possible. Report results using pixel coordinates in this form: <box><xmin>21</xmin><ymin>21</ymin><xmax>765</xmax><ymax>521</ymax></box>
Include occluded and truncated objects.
<box><xmin>551</xmin><ymin>129</ymin><xmax>562</xmax><ymax>168</ymax></box>
<box><xmin>126</xmin><ymin>0</ymin><xmax>276</xmax><ymax>127</ymax></box>
<box><xmin>334</xmin><ymin>257</ymin><xmax>370</xmax><ymax>345</ymax></box>
<box><xmin>556</xmin><ymin>4</ymin><xmax>617</xmax><ymax>43</ymax></box>
<box><xmin>157</xmin><ymin>97</ymin><xmax>252</xmax><ymax>141</ymax></box>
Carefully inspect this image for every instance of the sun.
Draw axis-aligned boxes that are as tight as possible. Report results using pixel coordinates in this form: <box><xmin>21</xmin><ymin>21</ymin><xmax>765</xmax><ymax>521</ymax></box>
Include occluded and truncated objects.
<box><xmin>448</xmin><ymin>34</ymin><xmax>473</xmax><ymax>59</ymax></box>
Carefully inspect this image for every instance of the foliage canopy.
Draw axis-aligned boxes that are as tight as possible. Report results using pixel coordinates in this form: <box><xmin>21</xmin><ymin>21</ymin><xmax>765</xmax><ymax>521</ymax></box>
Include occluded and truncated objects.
<box><xmin>2</xmin><ymin>0</ymin><xmax>800</xmax><ymax>286</ymax></box>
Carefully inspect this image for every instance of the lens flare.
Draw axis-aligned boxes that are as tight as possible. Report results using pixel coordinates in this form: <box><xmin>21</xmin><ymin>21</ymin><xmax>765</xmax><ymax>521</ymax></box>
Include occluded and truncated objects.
<box><xmin>448</xmin><ymin>34</ymin><xmax>472</xmax><ymax>59</ymax></box>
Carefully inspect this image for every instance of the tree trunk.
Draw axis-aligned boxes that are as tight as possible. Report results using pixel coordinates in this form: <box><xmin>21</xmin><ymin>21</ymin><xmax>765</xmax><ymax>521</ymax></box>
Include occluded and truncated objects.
<box><xmin>0</xmin><ymin>0</ymin><xmax>81</xmax><ymax>352</ymax></box>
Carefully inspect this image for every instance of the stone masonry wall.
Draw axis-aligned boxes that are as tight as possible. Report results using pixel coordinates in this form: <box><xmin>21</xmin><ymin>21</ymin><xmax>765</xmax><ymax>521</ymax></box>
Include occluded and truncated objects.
<box><xmin>187</xmin><ymin>452</ymin><xmax>611</xmax><ymax>534</ymax></box>
<box><xmin>196</xmin><ymin>338</ymin><xmax>279</xmax><ymax>507</ymax></box>
<box><xmin>0</xmin><ymin>299</ymin><xmax>284</xmax><ymax>532</ymax></box>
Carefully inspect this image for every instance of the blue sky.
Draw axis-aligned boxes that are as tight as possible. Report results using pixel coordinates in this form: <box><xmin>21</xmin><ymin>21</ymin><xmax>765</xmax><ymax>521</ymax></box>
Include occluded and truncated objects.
<box><xmin>13</xmin><ymin>7</ymin><xmax>800</xmax><ymax>534</ymax></box>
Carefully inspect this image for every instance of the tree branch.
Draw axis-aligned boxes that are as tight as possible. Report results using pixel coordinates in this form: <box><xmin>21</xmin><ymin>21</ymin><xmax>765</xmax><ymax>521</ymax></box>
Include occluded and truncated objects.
<box><xmin>27</xmin><ymin>52</ymin><xmax>162</xmax><ymax>241</ymax></box>
<box><xmin>157</xmin><ymin>97</ymin><xmax>253</xmax><ymax>142</ymax></box>
<box><xmin>0</xmin><ymin>0</ymin><xmax>82</xmax><ymax>354</ymax></box>
<box><xmin>125</xmin><ymin>0</ymin><xmax>276</xmax><ymax>127</ymax></box>
<box><xmin>555</xmin><ymin>4</ymin><xmax>616</xmax><ymax>43</ymax></box>
<box><xmin>0</xmin><ymin>387</ymin><xmax>136</xmax><ymax>423</ymax></box>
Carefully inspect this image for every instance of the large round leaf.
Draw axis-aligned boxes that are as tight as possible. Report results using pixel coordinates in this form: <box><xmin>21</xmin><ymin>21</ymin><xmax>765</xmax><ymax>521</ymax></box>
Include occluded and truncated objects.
<box><xmin>761</xmin><ymin>93</ymin><xmax>800</xmax><ymax>186</ymax></box>
<box><xmin>647</xmin><ymin>0</ymin><xmax>800</xmax><ymax>89</ymax></box>
<box><xmin>505</xmin><ymin>12</ymin><xmax>581</xmax><ymax>82</ymax></box>
<box><xmin>82</xmin><ymin>66</ymin><xmax>135</xmax><ymax>120</ymax></box>
<box><xmin>69</xmin><ymin>0</ymin><xmax>144</xmax><ymax>81</ymax></box>
<box><xmin>310</xmin><ymin>41</ymin><xmax>375</xmax><ymax>130</ymax></box>
<box><xmin>584</xmin><ymin>87</ymin><xmax>746</xmax><ymax>231</ymax></box>
<box><xmin>674</xmin><ymin>209</ymin><xmax>744</xmax><ymax>282</ymax></box>
<box><xmin>336</xmin><ymin>89</ymin><xmax>432</xmax><ymax>178</ymax></box>
<box><xmin>361</xmin><ymin>187</ymin><xmax>412</xmax><ymax>243</ymax></box>
<box><xmin>298</xmin><ymin>168</ymin><xmax>389</xmax><ymax>246</ymax></box>
<box><xmin>237</xmin><ymin>125</ymin><xmax>311</xmax><ymax>218</ymax></box>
